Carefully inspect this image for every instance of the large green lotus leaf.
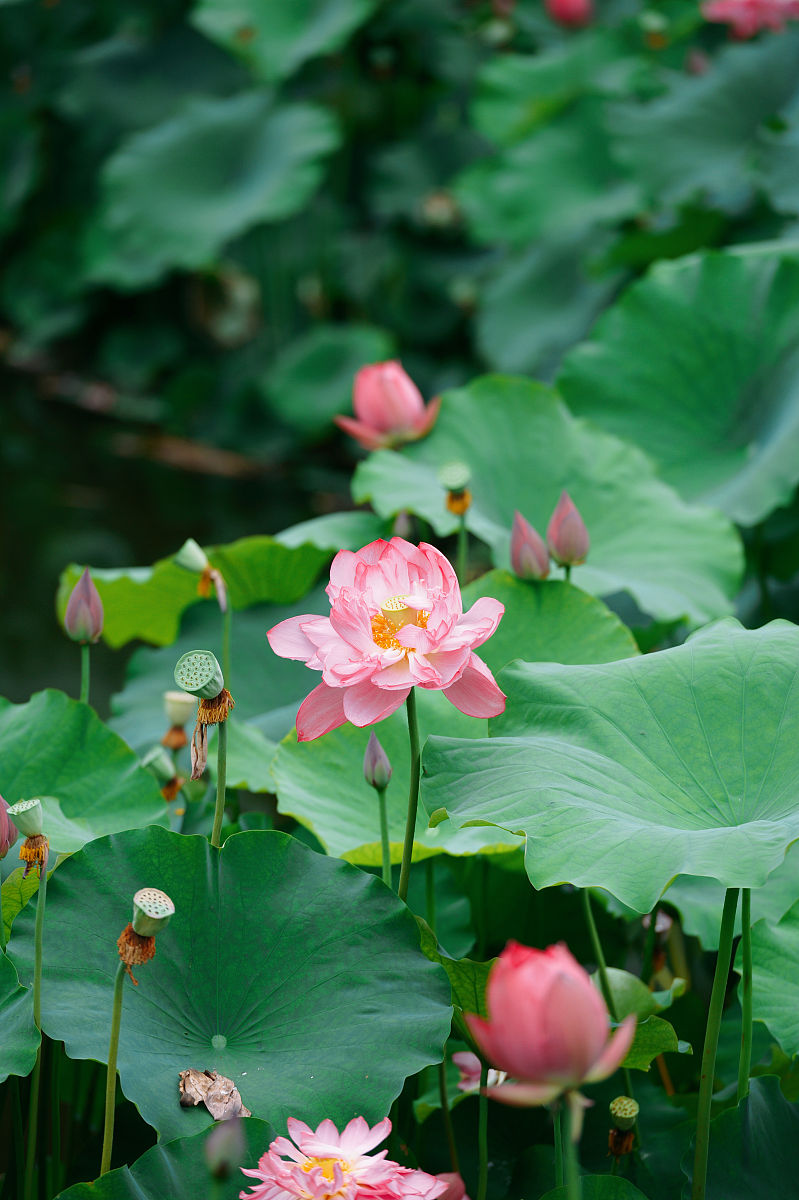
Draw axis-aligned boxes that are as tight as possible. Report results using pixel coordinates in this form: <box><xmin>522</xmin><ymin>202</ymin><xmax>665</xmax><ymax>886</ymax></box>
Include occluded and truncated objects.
<box><xmin>1</xmin><ymin>867</ymin><xmax>40</xmax><ymax>943</ymax></box>
<box><xmin>0</xmin><ymin>952</ymin><xmax>38</xmax><ymax>1084</ymax></box>
<box><xmin>191</xmin><ymin>0</ymin><xmax>379</xmax><ymax>85</ymax></box>
<box><xmin>541</xmin><ymin>1180</ymin><xmax>650</xmax><ymax>1200</ymax></box>
<box><xmin>422</xmin><ymin>620</ymin><xmax>799</xmax><ymax>913</ymax></box>
<box><xmin>680</xmin><ymin>1076</ymin><xmax>799</xmax><ymax>1199</ymax></box>
<box><xmin>9</xmin><ymin>827</ymin><xmax>452</xmax><ymax>1140</ymax></box>
<box><xmin>454</xmin><ymin>100</ymin><xmax>640</xmax><ymax>249</ymax></box>
<box><xmin>744</xmin><ymin>901</ymin><xmax>799</xmax><ymax>1056</ymax></box>
<box><xmin>275</xmin><ymin>511</ymin><xmax>391</xmax><ymax>552</ymax></box>
<box><xmin>260</xmin><ymin>323</ymin><xmax>395</xmax><ymax>437</ymax></box>
<box><xmin>56</xmin><ymin>1119</ymin><xmax>273</xmax><ymax>1200</ymax></box>
<box><xmin>558</xmin><ymin>251</ymin><xmax>799</xmax><ymax>525</ymax></box>
<box><xmin>84</xmin><ymin>93</ymin><xmax>340</xmax><ymax>288</ymax></box>
<box><xmin>609</xmin><ymin>31</ymin><xmax>799</xmax><ymax>210</ymax></box>
<box><xmin>759</xmin><ymin>102</ymin><xmax>799</xmax><ymax>216</ymax></box>
<box><xmin>352</xmin><ymin>377</ymin><xmax>743</xmax><ymax>625</ymax></box>
<box><xmin>0</xmin><ymin>690</ymin><xmax>166</xmax><ymax>856</ymax></box>
<box><xmin>58</xmin><ymin>536</ymin><xmax>328</xmax><ymax>649</ymax></box>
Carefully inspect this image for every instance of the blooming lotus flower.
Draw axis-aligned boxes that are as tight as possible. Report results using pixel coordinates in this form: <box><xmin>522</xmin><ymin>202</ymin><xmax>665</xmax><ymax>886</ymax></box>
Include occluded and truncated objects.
<box><xmin>465</xmin><ymin>942</ymin><xmax>635</xmax><ymax>1121</ymax></box>
<box><xmin>510</xmin><ymin>511</ymin><xmax>550</xmax><ymax>581</ymax></box>
<box><xmin>63</xmin><ymin>567</ymin><xmax>104</xmax><ymax>644</ymax></box>
<box><xmin>267</xmin><ymin>538</ymin><xmax>505</xmax><ymax>741</ymax></box>
<box><xmin>545</xmin><ymin>0</ymin><xmax>593</xmax><ymax>26</ymax></box>
<box><xmin>334</xmin><ymin>361</ymin><xmax>441</xmax><ymax>451</ymax></box>
<box><xmin>0</xmin><ymin>795</ymin><xmax>18</xmax><ymax>860</ymax></box>
<box><xmin>546</xmin><ymin>491</ymin><xmax>590</xmax><ymax>568</ymax></box>
<box><xmin>701</xmin><ymin>0</ymin><xmax>799</xmax><ymax>35</ymax></box>
<box><xmin>239</xmin><ymin>1115</ymin><xmax>446</xmax><ymax>1200</ymax></box>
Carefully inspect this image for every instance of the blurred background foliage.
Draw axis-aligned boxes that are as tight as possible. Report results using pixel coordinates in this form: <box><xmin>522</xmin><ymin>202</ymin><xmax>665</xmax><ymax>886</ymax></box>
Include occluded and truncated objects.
<box><xmin>5</xmin><ymin>0</ymin><xmax>799</xmax><ymax>703</ymax></box>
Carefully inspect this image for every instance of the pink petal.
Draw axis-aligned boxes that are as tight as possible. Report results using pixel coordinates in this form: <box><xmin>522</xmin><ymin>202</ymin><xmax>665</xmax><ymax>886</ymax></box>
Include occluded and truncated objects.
<box><xmin>484</xmin><ymin>1080</ymin><xmax>565</xmax><ymax>1106</ymax></box>
<box><xmin>445</xmin><ymin>597</ymin><xmax>505</xmax><ymax>651</ymax></box>
<box><xmin>343</xmin><ymin>681</ymin><xmax>409</xmax><ymax>726</ymax></box>
<box><xmin>442</xmin><ymin>654</ymin><xmax>505</xmax><ymax>718</ymax></box>
<box><xmin>267</xmin><ymin>614</ymin><xmax>321</xmax><ymax>661</ymax></box>
<box><xmin>295</xmin><ymin>682</ymin><xmax>348</xmax><ymax>742</ymax></box>
<box><xmin>334</xmin><ymin>414</ymin><xmax>388</xmax><ymax>451</ymax></box>
<box><xmin>413</xmin><ymin>393</ymin><xmax>442</xmax><ymax>437</ymax></box>
<box><xmin>354</xmin><ymin>361</ymin><xmax>425</xmax><ymax>430</ymax></box>
<box><xmin>583</xmin><ymin>1015</ymin><xmax>637</xmax><ymax>1083</ymax></box>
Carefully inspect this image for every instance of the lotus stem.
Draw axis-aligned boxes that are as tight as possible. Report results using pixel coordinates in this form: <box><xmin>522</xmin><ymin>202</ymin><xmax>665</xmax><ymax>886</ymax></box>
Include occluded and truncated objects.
<box><xmin>222</xmin><ymin>606</ymin><xmax>232</xmax><ymax>691</ymax></box>
<box><xmin>692</xmin><ymin>887</ymin><xmax>739</xmax><ymax>1200</ymax></box>
<box><xmin>100</xmin><ymin>961</ymin><xmax>126</xmax><ymax>1176</ymax></box>
<box><xmin>24</xmin><ymin>862</ymin><xmax>49</xmax><ymax>1200</ymax></box>
<box><xmin>641</xmin><ymin>907</ymin><xmax>658</xmax><ymax>983</ymax></box>
<box><xmin>477</xmin><ymin>1062</ymin><xmax>488</xmax><ymax>1200</ymax></box>
<box><xmin>439</xmin><ymin>1061</ymin><xmax>460</xmax><ymax>1175</ymax></box>
<box><xmin>564</xmin><ymin>565</ymin><xmax>572</xmax><ymax>583</ymax></box>
<box><xmin>398</xmin><ymin>689</ymin><xmax>420</xmax><ymax>903</ymax></box>
<box><xmin>377</xmin><ymin>786</ymin><xmax>392</xmax><ymax>888</ymax></box>
<box><xmin>582</xmin><ymin>889</ymin><xmax>635</xmax><ymax>1100</ymax></box>
<box><xmin>737</xmin><ymin>888</ymin><xmax>753</xmax><ymax>1103</ymax></box>
<box><xmin>211</xmin><ymin>719</ymin><xmax>228</xmax><ymax>850</ymax></box>
<box><xmin>80</xmin><ymin>643</ymin><xmax>90</xmax><ymax>706</ymax></box>
<box><xmin>457</xmin><ymin>515</ymin><xmax>468</xmax><ymax>586</ymax></box>
<box><xmin>561</xmin><ymin>1101</ymin><xmax>581</xmax><ymax>1200</ymax></box>
<box><xmin>554</xmin><ymin>1107</ymin><xmax>564</xmax><ymax>1188</ymax></box>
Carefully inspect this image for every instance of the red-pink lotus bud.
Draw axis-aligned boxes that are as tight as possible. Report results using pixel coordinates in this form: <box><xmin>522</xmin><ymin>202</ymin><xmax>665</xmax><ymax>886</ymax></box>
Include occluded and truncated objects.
<box><xmin>0</xmin><ymin>795</ymin><xmax>18</xmax><ymax>860</ymax></box>
<box><xmin>546</xmin><ymin>491</ymin><xmax>590</xmax><ymax>567</ymax></box>
<box><xmin>545</xmin><ymin>0</ymin><xmax>593</xmax><ymax>25</ymax></box>
<box><xmin>436</xmin><ymin>1173</ymin><xmax>470</xmax><ymax>1200</ymax></box>
<box><xmin>363</xmin><ymin>732</ymin><xmax>392</xmax><ymax>790</ymax></box>
<box><xmin>63</xmin><ymin>567</ymin><xmax>104</xmax><ymax>644</ymax></box>
<box><xmin>510</xmin><ymin>511</ymin><xmax>550</xmax><ymax>580</ymax></box>
<box><xmin>334</xmin><ymin>361</ymin><xmax>441</xmax><ymax>451</ymax></box>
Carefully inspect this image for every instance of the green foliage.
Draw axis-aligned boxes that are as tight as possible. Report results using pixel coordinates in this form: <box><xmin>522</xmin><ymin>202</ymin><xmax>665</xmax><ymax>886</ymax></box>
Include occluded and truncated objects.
<box><xmin>0</xmin><ymin>953</ymin><xmax>38</xmax><ymax>1084</ymax></box>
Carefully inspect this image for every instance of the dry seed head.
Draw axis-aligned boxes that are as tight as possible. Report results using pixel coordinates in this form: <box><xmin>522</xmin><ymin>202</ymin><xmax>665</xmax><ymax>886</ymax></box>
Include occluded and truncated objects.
<box><xmin>132</xmin><ymin>887</ymin><xmax>175</xmax><ymax>936</ymax></box>
<box><xmin>174</xmin><ymin>650</ymin><xmax>224</xmax><ymax>699</ymax></box>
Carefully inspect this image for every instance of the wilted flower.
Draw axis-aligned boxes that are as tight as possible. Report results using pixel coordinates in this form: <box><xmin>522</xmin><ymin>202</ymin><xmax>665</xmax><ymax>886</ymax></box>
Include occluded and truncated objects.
<box><xmin>63</xmin><ymin>568</ymin><xmax>104</xmax><ymax>644</ymax></box>
<box><xmin>464</xmin><ymin>942</ymin><xmax>635</xmax><ymax>1130</ymax></box>
<box><xmin>364</xmin><ymin>732</ymin><xmax>392</xmax><ymax>790</ymax></box>
<box><xmin>267</xmin><ymin>537</ymin><xmax>505</xmax><ymax>742</ymax></box>
<box><xmin>545</xmin><ymin>0</ymin><xmax>593</xmax><ymax>25</ymax></box>
<box><xmin>0</xmin><ymin>795</ymin><xmax>18</xmax><ymax>859</ymax></box>
<box><xmin>546</xmin><ymin>491</ymin><xmax>590</xmax><ymax>568</ymax></box>
<box><xmin>510</xmin><ymin>511</ymin><xmax>550</xmax><ymax>580</ymax></box>
<box><xmin>334</xmin><ymin>361</ymin><xmax>441</xmax><ymax>451</ymax></box>
<box><xmin>702</xmin><ymin>0</ymin><xmax>799</xmax><ymax>36</ymax></box>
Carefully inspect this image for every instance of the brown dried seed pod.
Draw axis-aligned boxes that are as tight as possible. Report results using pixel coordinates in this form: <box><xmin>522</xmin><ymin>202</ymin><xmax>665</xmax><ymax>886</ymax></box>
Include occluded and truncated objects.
<box><xmin>160</xmin><ymin>776</ymin><xmax>185</xmax><ymax>802</ymax></box>
<box><xmin>117</xmin><ymin>924</ymin><xmax>156</xmax><ymax>985</ymax></box>
<box><xmin>20</xmin><ymin>835</ymin><xmax>49</xmax><ymax>877</ymax></box>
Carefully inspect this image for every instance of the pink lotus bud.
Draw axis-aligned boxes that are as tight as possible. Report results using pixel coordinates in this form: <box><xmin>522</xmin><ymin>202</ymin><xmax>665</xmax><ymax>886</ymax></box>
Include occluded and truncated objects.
<box><xmin>510</xmin><ymin>511</ymin><xmax>550</xmax><ymax>580</ymax></box>
<box><xmin>0</xmin><ymin>795</ymin><xmax>18</xmax><ymax>860</ymax></box>
<box><xmin>545</xmin><ymin>0</ymin><xmax>593</xmax><ymax>24</ymax></box>
<box><xmin>364</xmin><ymin>732</ymin><xmax>392</xmax><ymax>790</ymax></box>
<box><xmin>334</xmin><ymin>361</ymin><xmax>441</xmax><ymax>451</ymax></box>
<box><xmin>63</xmin><ymin>567</ymin><xmax>104</xmax><ymax>644</ymax></box>
<box><xmin>464</xmin><ymin>941</ymin><xmax>635</xmax><ymax>1109</ymax></box>
<box><xmin>436</xmin><ymin>1174</ymin><xmax>470</xmax><ymax>1200</ymax></box>
<box><xmin>546</xmin><ymin>491</ymin><xmax>590</xmax><ymax>567</ymax></box>
<box><xmin>204</xmin><ymin>1116</ymin><xmax>244</xmax><ymax>1180</ymax></box>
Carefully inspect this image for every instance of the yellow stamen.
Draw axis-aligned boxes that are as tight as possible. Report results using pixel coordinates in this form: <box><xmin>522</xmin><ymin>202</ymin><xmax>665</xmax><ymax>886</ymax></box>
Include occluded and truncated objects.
<box><xmin>371</xmin><ymin>595</ymin><xmax>429</xmax><ymax>652</ymax></box>
<box><xmin>301</xmin><ymin>1158</ymin><xmax>339</xmax><ymax>1181</ymax></box>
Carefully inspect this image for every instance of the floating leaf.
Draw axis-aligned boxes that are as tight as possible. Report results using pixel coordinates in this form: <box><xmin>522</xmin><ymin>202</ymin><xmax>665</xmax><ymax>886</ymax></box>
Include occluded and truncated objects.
<box><xmin>9</xmin><ymin>827</ymin><xmax>451</xmax><ymax>1140</ymax></box>
<box><xmin>0</xmin><ymin>953</ymin><xmax>38</xmax><ymax>1084</ymax></box>
<box><xmin>423</xmin><ymin>620</ymin><xmax>799</xmax><ymax>912</ymax></box>
<box><xmin>275</xmin><ymin>511</ymin><xmax>390</xmax><ymax>552</ymax></box>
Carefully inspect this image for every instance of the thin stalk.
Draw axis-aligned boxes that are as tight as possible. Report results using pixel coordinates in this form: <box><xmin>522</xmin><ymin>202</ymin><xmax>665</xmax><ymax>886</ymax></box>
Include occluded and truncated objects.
<box><xmin>211</xmin><ymin>720</ymin><xmax>228</xmax><ymax>850</ymax></box>
<box><xmin>49</xmin><ymin>1042</ymin><xmax>62</xmax><ymax>1195</ymax></box>
<box><xmin>554</xmin><ymin>1107</ymin><xmax>564</xmax><ymax>1188</ymax></box>
<box><xmin>737</xmin><ymin>888</ymin><xmax>753</xmax><ymax>1103</ymax></box>
<box><xmin>222</xmin><ymin>606</ymin><xmax>232</xmax><ymax>690</ymax></box>
<box><xmin>582</xmin><ymin>889</ymin><xmax>635</xmax><ymax>1100</ymax></box>
<box><xmin>100</xmin><ymin>961</ymin><xmax>126</xmax><ymax>1176</ymax></box>
<box><xmin>561</xmin><ymin>1100</ymin><xmax>581</xmax><ymax>1200</ymax></box>
<box><xmin>24</xmin><ymin>861</ymin><xmax>48</xmax><ymax>1200</ymax></box>
<box><xmin>376</xmin><ymin>786</ymin><xmax>392</xmax><ymax>888</ymax></box>
<box><xmin>564</xmin><ymin>565</ymin><xmax>572</xmax><ymax>584</ymax></box>
<box><xmin>397</xmin><ymin>689</ymin><xmax>420</xmax><ymax>903</ymax></box>
<box><xmin>439</xmin><ymin>1062</ymin><xmax>460</xmax><ymax>1175</ymax></box>
<box><xmin>477</xmin><ymin>1063</ymin><xmax>488</xmax><ymax>1200</ymax></box>
<box><xmin>692</xmin><ymin>887</ymin><xmax>739</xmax><ymax>1200</ymax></box>
<box><xmin>23</xmin><ymin>1049</ymin><xmax>41</xmax><ymax>1200</ymax></box>
<box><xmin>457</xmin><ymin>515</ymin><xmax>468</xmax><ymax>586</ymax></box>
<box><xmin>641</xmin><ymin>907</ymin><xmax>658</xmax><ymax>984</ymax></box>
<box><xmin>11</xmin><ymin>1076</ymin><xmax>24</xmax><ymax>1200</ymax></box>
<box><xmin>79</xmin><ymin>643</ymin><xmax>90</xmax><ymax>705</ymax></box>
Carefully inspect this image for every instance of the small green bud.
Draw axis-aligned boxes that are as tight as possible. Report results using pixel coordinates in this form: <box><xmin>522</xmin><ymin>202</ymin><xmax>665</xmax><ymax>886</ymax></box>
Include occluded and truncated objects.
<box><xmin>174</xmin><ymin>650</ymin><xmax>224</xmax><ymax>699</ymax></box>
<box><xmin>6</xmin><ymin>798</ymin><xmax>44</xmax><ymax>838</ymax></box>
<box><xmin>132</xmin><ymin>887</ymin><xmax>175</xmax><ymax>936</ymax></box>
<box><xmin>609</xmin><ymin>1096</ymin><xmax>639</xmax><ymax>1131</ymax></box>
<box><xmin>174</xmin><ymin>538</ymin><xmax>209</xmax><ymax>574</ymax></box>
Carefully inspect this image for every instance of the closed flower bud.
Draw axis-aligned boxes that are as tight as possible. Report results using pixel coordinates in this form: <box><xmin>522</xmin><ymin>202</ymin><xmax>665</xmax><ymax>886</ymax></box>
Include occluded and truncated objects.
<box><xmin>511</xmin><ymin>511</ymin><xmax>550</xmax><ymax>580</ymax></box>
<box><xmin>545</xmin><ymin>0</ymin><xmax>593</xmax><ymax>25</ymax></box>
<box><xmin>174</xmin><ymin>650</ymin><xmax>225</xmax><ymax>700</ymax></box>
<box><xmin>131</xmin><ymin>887</ymin><xmax>175</xmax><ymax>936</ymax></box>
<box><xmin>364</xmin><ymin>732</ymin><xmax>392</xmax><ymax>790</ymax></box>
<box><xmin>6</xmin><ymin>798</ymin><xmax>43</xmax><ymax>838</ymax></box>
<box><xmin>546</xmin><ymin>491</ymin><xmax>590</xmax><ymax>567</ymax></box>
<box><xmin>204</xmin><ymin>1116</ymin><xmax>245</xmax><ymax>1180</ymax></box>
<box><xmin>174</xmin><ymin>538</ymin><xmax>209</xmax><ymax>574</ymax></box>
<box><xmin>0</xmin><ymin>795</ymin><xmax>18</xmax><ymax>859</ymax></box>
<box><xmin>335</xmin><ymin>361</ymin><xmax>441</xmax><ymax>451</ymax></box>
<box><xmin>64</xmin><ymin>568</ymin><xmax>104</xmax><ymax>644</ymax></box>
<box><xmin>435</xmin><ymin>1173</ymin><xmax>470</xmax><ymax>1200</ymax></box>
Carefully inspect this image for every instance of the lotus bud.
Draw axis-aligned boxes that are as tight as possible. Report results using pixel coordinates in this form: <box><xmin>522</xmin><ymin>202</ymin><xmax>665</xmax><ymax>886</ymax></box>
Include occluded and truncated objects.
<box><xmin>510</xmin><ymin>511</ymin><xmax>550</xmax><ymax>581</ymax></box>
<box><xmin>7</xmin><ymin>798</ymin><xmax>43</xmax><ymax>838</ymax></box>
<box><xmin>63</xmin><ymin>568</ymin><xmax>104</xmax><ymax>644</ymax></box>
<box><xmin>204</xmin><ymin>1117</ymin><xmax>245</xmax><ymax>1179</ymax></box>
<box><xmin>609</xmin><ymin>1096</ymin><xmax>639</xmax><ymax>1132</ymax></box>
<box><xmin>131</xmin><ymin>887</ymin><xmax>175</xmax><ymax>936</ymax></box>
<box><xmin>174</xmin><ymin>651</ymin><xmax>225</xmax><ymax>700</ymax></box>
<box><xmin>164</xmin><ymin>690</ymin><xmax>198</xmax><ymax>727</ymax></box>
<box><xmin>545</xmin><ymin>0</ymin><xmax>593</xmax><ymax>26</ymax></box>
<box><xmin>0</xmin><ymin>796</ymin><xmax>18</xmax><ymax>860</ymax></box>
<box><xmin>364</xmin><ymin>732</ymin><xmax>392</xmax><ymax>791</ymax></box>
<box><xmin>435</xmin><ymin>1174</ymin><xmax>469</xmax><ymax>1200</ymax></box>
<box><xmin>439</xmin><ymin>461</ymin><xmax>472</xmax><ymax>517</ymax></box>
<box><xmin>174</xmin><ymin>538</ymin><xmax>209</xmax><ymax>574</ymax></box>
<box><xmin>546</xmin><ymin>490</ymin><xmax>590</xmax><ymax>567</ymax></box>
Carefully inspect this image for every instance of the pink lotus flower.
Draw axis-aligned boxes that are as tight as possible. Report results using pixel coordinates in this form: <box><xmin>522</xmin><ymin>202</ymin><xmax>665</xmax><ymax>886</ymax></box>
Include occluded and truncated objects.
<box><xmin>433</xmin><ymin>1174</ymin><xmax>470</xmax><ymax>1200</ymax></box>
<box><xmin>334</xmin><ymin>362</ymin><xmax>441</xmax><ymax>451</ymax></box>
<box><xmin>546</xmin><ymin>491</ymin><xmax>590</xmax><ymax>568</ymax></box>
<box><xmin>451</xmin><ymin>1051</ymin><xmax>507</xmax><ymax>1093</ymax></box>
<box><xmin>240</xmin><ymin>1116</ymin><xmax>447</xmax><ymax>1200</ymax></box>
<box><xmin>510</xmin><ymin>511</ymin><xmax>550</xmax><ymax>581</ymax></box>
<box><xmin>702</xmin><ymin>0</ymin><xmax>799</xmax><ymax>35</ymax></box>
<box><xmin>267</xmin><ymin>538</ymin><xmax>505</xmax><ymax>741</ymax></box>
<box><xmin>545</xmin><ymin>0</ymin><xmax>593</xmax><ymax>26</ymax></box>
<box><xmin>465</xmin><ymin>942</ymin><xmax>635</xmax><ymax>1119</ymax></box>
<box><xmin>0</xmin><ymin>795</ymin><xmax>18</xmax><ymax>860</ymax></box>
<box><xmin>63</xmin><ymin>567</ymin><xmax>104</xmax><ymax>644</ymax></box>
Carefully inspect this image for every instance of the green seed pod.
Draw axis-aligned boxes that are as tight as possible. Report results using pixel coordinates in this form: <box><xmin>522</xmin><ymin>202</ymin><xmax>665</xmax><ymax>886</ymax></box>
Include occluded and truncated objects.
<box><xmin>174</xmin><ymin>538</ymin><xmax>209</xmax><ymax>574</ymax></box>
<box><xmin>132</xmin><ymin>887</ymin><xmax>175</xmax><ymax>936</ymax></box>
<box><xmin>164</xmin><ymin>689</ymin><xmax>197</xmax><ymax>727</ymax></box>
<box><xmin>174</xmin><ymin>650</ymin><xmax>224</xmax><ymax>699</ymax></box>
<box><xmin>6</xmin><ymin>798</ymin><xmax>44</xmax><ymax>838</ymax></box>
<box><xmin>141</xmin><ymin>745</ymin><xmax>177</xmax><ymax>785</ymax></box>
<box><xmin>438</xmin><ymin>461</ymin><xmax>471</xmax><ymax>493</ymax></box>
<box><xmin>609</xmin><ymin>1096</ymin><xmax>639</xmax><ymax>1131</ymax></box>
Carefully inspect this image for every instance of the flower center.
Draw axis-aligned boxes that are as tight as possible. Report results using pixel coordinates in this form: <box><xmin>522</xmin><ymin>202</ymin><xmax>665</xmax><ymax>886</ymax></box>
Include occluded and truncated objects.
<box><xmin>302</xmin><ymin>1157</ymin><xmax>339</xmax><ymax>1182</ymax></box>
<box><xmin>371</xmin><ymin>595</ymin><xmax>429</xmax><ymax>651</ymax></box>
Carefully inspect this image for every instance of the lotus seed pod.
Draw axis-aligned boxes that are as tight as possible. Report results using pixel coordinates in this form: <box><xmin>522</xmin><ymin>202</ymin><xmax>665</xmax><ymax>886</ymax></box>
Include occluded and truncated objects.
<box><xmin>438</xmin><ymin>461</ymin><xmax>471</xmax><ymax>493</ymax></box>
<box><xmin>174</xmin><ymin>650</ymin><xmax>224</xmax><ymax>699</ymax></box>
<box><xmin>174</xmin><ymin>537</ymin><xmax>209</xmax><ymax>574</ymax></box>
<box><xmin>6</xmin><ymin>798</ymin><xmax>43</xmax><ymax>838</ymax></box>
<box><xmin>609</xmin><ymin>1096</ymin><xmax>639</xmax><ymax>1131</ymax></box>
<box><xmin>141</xmin><ymin>745</ymin><xmax>177</xmax><ymax>785</ymax></box>
<box><xmin>164</xmin><ymin>690</ymin><xmax>198</xmax><ymax>727</ymax></box>
<box><xmin>132</xmin><ymin>887</ymin><xmax>175</xmax><ymax>936</ymax></box>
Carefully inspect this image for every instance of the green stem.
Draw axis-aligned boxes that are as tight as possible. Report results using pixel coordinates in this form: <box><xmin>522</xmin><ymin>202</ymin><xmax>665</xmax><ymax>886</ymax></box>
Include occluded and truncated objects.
<box><xmin>23</xmin><ymin>1047</ymin><xmax>42</xmax><ymax>1200</ymax></box>
<box><xmin>564</xmin><ymin>565</ymin><xmax>572</xmax><ymax>584</ymax></box>
<box><xmin>397</xmin><ymin>689</ymin><xmax>420</xmax><ymax>904</ymax></box>
<box><xmin>24</xmin><ymin>862</ymin><xmax>48</xmax><ymax>1200</ymax></box>
<box><xmin>211</xmin><ymin>720</ymin><xmax>228</xmax><ymax>850</ymax></box>
<box><xmin>80</xmin><ymin>643</ymin><xmax>90</xmax><ymax>705</ymax></box>
<box><xmin>100</xmin><ymin>961</ymin><xmax>126</xmax><ymax>1176</ymax></box>
<box><xmin>610</xmin><ymin>1157</ymin><xmax>619</xmax><ymax>1176</ymax></box>
<box><xmin>583</xmin><ymin>889</ymin><xmax>635</xmax><ymax>1100</ymax></box>
<box><xmin>11</xmin><ymin>1075</ymin><xmax>24</xmax><ymax>1200</ymax></box>
<box><xmin>50</xmin><ymin>1041</ymin><xmax>62</xmax><ymax>1194</ymax></box>
<box><xmin>377</xmin><ymin>786</ymin><xmax>392</xmax><ymax>888</ymax></box>
<box><xmin>457</xmin><ymin>515</ymin><xmax>468</xmax><ymax>586</ymax></box>
<box><xmin>554</xmin><ymin>1107</ymin><xmax>564</xmax><ymax>1188</ymax></box>
<box><xmin>692</xmin><ymin>887</ymin><xmax>739</xmax><ymax>1200</ymax></box>
<box><xmin>477</xmin><ymin>1063</ymin><xmax>488</xmax><ymax>1200</ymax></box>
<box><xmin>222</xmin><ymin>606</ymin><xmax>232</xmax><ymax>691</ymax></box>
<box><xmin>439</xmin><ymin>1061</ymin><xmax>460</xmax><ymax>1175</ymax></box>
<box><xmin>641</xmin><ymin>907</ymin><xmax>658</xmax><ymax>984</ymax></box>
<box><xmin>562</xmin><ymin>1100</ymin><xmax>581</xmax><ymax>1200</ymax></box>
<box><xmin>737</xmin><ymin>888</ymin><xmax>753</xmax><ymax>1103</ymax></box>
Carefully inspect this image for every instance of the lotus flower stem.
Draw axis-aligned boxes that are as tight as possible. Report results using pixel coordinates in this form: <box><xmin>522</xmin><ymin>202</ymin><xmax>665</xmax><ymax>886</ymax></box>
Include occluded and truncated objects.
<box><xmin>564</xmin><ymin>565</ymin><xmax>572</xmax><ymax>583</ymax></box>
<box><xmin>211</xmin><ymin>719</ymin><xmax>228</xmax><ymax>850</ymax></box>
<box><xmin>477</xmin><ymin>1062</ymin><xmax>489</xmax><ymax>1200</ymax></box>
<box><xmin>11</xmin><ymin>1075</ymin><xmax>24</xmax><ymax>1197</ymax></box>
<box><xmin>24</xmin><ymin>862</ymin><xmax>49</xmax><ymax>1200</ymax></box>
<box><xmin>554</xmin><ymin>1107</ymin><xmax>564</xmax><ymax>1187</ymax></box>
<box><xmin>582</xmin><ymin>889</ymin><xmax>635</xmax><ymax>1100</ymax></box>
<box><xmin>457</xmin><ymin>516</ymin><xmax>468</xmax><ymax>586</ymax></box>
<box><xmin>737</xmin><ymin>888</ymin><xmax>753</xmax><ymax>1103</ymax></box>
<box><xmin>397</xmin><ymin>689</ymin><xmax>421</xmax><ymax>903</ymax></box>
<box><xmin>439</xmin><ymin>1062</ymin><xmax>460</xmax><ymax>1175</ymax></box>
<box><xmin>377</xmin><ymin>786</ymin><xmax>391</xmax><ymax>888</ymax></box>
<box><xmin>692</xmin><ymin>886</ymin><xmax>739</xmax><ymax>1200</ymax></box>
<box><xmin>640</xmin><ymin>907</ymin><xmax>658</xmax><ymax>983</ymax></box>
<box><xmin>80</xmin><ymin>643</ymin><xmax>90</xmax><ymax>705</ymax></box>
<box><xmin>222</xmin><ymin>606</ymin><xmax>232</xmax><ymax>691</ymax></box>
<box><xmin>561</xmin><ymin>1102</ymin><xmax>581</xmax><ymax>1200</ymax></box>
<box><xmin>100</xmin><ymin>960</ymin><xmax>127</xmax><ymax>1175</ymax></box>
